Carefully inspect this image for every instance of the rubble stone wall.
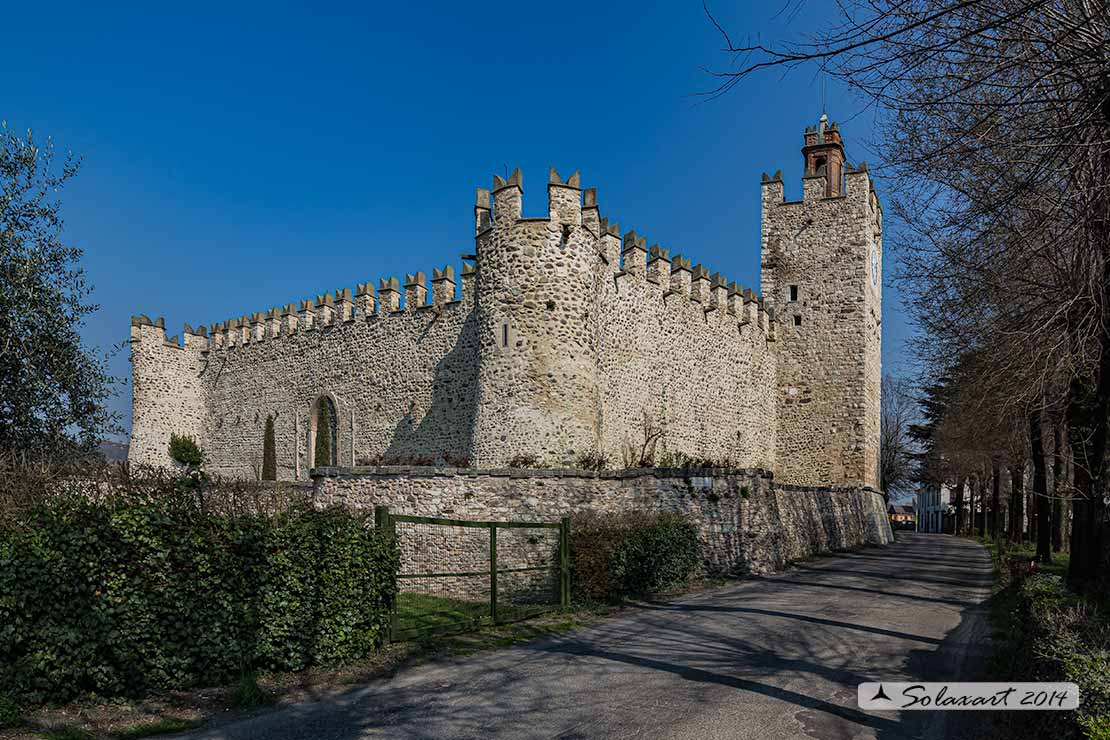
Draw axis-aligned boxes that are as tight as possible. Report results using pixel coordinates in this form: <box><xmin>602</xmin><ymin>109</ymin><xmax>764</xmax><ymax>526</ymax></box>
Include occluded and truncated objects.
<box><xmin>312</xmin><ymin>466</ymin><xmax>893</xmax><ymax>576</ymax></box>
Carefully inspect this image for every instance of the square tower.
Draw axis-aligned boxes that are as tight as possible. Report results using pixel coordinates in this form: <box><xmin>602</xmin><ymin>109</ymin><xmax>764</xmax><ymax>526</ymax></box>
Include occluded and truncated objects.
<box><xmin>760</xmin><ymin>116</ymin><xmax>883</xmax><ymax>489</ymax></box>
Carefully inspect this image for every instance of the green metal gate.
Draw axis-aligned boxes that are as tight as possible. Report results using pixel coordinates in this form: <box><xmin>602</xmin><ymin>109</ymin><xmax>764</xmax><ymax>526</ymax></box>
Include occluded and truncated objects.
<box><xmin>376</xmin><ymin>506</ymin><xmax>570</xmax><ymax>641</ymax></box>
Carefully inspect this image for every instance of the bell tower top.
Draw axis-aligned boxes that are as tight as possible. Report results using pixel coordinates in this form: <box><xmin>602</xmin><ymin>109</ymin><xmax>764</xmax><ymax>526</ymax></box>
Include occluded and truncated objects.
<box><xmin>802</xmin><ymin>114</ymin><xmax>845</xmax><ymax>197</ymax></box>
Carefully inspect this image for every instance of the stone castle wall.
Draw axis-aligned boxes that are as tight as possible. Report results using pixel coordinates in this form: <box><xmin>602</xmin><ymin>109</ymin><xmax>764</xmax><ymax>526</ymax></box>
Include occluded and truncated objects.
<box><xmin>129</xmin><ymin>120</ymin><xmax>881</xmax><ymax>491</ymax></box>
<box><xmin>312</xmin><ymin>466</ymin><xmax>894</xmax><ymax>576</ymax></box>
<box><xmin>130</xmin><ymin>170</ymin><xmax>782</xmax><ymax>479</ymax></box>
<box><xmin>198</xmin><ymin>295</ymin><xmax>479</xmax><ymax>480</ymax></box>
<box><xmin>596</xmin><ymin>246</ymin><xmax>778</xmax><ymax>469</ymax></box>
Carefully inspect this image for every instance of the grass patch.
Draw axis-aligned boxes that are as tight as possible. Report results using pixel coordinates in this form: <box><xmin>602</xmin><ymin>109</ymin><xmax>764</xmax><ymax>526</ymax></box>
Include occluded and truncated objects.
<box><xmin>972</xmin><ymin>535</ymin><xmax>1070</xmax><ymax>580</ymax></box>
<box><xmin>394</xmin><ymin>591</ymin><xmax>491</xmax><ymax>639</ymax></box>
<box><xmin>109</xmin><ymin>717</ymin><xmax>200</xmax><ymax>739</ymax></box>
<box><xmin>970</xmin><ymin>535</ymin><xmax>1108</xmax><ymax>740</ymax></box>
<box><xmin>227</xmin><ymin>672</ymin><xmax>273</xmax><ymax>709</ymax></box>
<box><xmin>35</xmin><ymin>728</ymin><xmax>96</xmax><ymax>740</ymax></box>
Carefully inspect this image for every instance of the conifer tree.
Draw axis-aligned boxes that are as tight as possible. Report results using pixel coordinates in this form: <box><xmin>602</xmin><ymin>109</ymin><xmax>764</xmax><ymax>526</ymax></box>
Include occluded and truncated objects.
<box><xmin>314</xmin><ymin>403</ymin><xmax>331</xmax><ymax>468</ymax></box>
<box><xmin>261</xmin><ymin>415</ymin><xmax>276</xmax><ymax>480</ymax></box>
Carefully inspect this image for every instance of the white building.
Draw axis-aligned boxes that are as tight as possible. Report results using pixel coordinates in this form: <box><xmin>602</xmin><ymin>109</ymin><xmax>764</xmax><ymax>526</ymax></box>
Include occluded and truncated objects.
<box><xmin>916</xmin><ymin>482</ymin><xmax>954</xmax><ymax>533</ymax></box>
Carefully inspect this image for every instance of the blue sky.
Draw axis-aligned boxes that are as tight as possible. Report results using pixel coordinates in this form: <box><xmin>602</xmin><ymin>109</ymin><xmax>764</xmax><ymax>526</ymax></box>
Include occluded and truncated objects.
<box><xmin>3</xmin><ymin>1</ymin><xmax>914</xmax><ymax>437</ymax></box>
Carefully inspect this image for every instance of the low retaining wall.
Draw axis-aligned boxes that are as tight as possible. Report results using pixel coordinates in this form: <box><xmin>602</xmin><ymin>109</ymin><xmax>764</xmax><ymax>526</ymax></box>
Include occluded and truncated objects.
<box><xmin>312</xmin><ymin>466</ymin><xmax>893</xmax><ymax>576</ymax></box>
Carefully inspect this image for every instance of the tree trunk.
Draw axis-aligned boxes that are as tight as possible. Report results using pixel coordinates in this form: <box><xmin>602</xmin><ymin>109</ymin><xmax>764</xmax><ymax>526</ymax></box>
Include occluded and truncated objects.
<box><xmin>1010</xmin><ymin>464</ymin><xmax>1025</xmax><ymax>544</ymax></box>
<box><xmin>1028</xmin><ymin>471</ymin><xmax>1037</xmax><ymax>547</ymax></box>
<box><xmin>1052</xmin><ymin>423</ymin><xmax>1066</xmax><ymax>552</ymax></box>
<box><xmin>969</xmin><ymin>476</ymin><xmax>977</xmax><ymax>537</ymax></box>
<box><xmin>1066</xmin><ymin>372</ymin><xmax>1105</xmax><ymax>586</ymax></box>
<box><xmin>1069</xmin><ymin>144</ymin><xmax>1110</xmax><ymax>589</ymax></box>
<box><xmin>991</xmin><ymin>464</ymin><xmax>1001</xmax><ymax>540</ymax></box>
<box><xmin>978</xmin><ymin>476</ymin><xmax>987</xmax><ymax>536</ymax></box>
<box><xmin>954</xmin><ymin>477</ymin><xmax>966</xmax><ymax>536</ymax></box>
<box><xmin>1031</xmin><ymin>411</ymin><xmax>1052</xmax><ymax>563</ymax></box>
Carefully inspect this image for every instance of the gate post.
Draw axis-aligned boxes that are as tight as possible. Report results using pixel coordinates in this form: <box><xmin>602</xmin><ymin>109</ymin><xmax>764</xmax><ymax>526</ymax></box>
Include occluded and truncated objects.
<box><xmin>560</xmin><ymin>516</ymin><xmax>571</xmax><ymax>608</ymax></box>
<box><xmin>489</xmin><ymin>524</ymin><xmax>498</xmax><ymax>624</ymax></box>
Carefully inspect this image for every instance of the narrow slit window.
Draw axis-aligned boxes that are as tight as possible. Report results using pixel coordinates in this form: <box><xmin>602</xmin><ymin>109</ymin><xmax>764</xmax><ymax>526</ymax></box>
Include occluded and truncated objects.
<box><xmin>789</xmin><ymin>285</ymin><xmax>799</xmax><ymax>302</ymax></box>
<box><xmin>501</xmin><ymin>323</ymin><xmax>509</xmax><ymax>347</ymax></box>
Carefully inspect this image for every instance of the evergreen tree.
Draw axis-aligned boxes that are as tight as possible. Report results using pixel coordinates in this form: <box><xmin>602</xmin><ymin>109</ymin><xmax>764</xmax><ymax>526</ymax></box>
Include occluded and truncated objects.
<box><xmin>314</xmin><ymin>402</ymin><xmax>331</xmax><ymax>468</ymax></box>
<box><xmin>261</xmin><ymin>415</ymin><xmax>277</xmax><ymax>480</ymax></box>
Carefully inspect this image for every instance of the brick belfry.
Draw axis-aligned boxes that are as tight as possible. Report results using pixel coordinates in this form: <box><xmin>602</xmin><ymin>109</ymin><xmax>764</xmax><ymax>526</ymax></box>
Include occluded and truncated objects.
<box><xmin>129</xmin><ymin>116</ymin><xmax>881</xmax><ymax>489</ymax></box>
<box><xmin>760</xmin><ymin>114</ymin><xmax>883</xmax><ymax>488</ymax></box>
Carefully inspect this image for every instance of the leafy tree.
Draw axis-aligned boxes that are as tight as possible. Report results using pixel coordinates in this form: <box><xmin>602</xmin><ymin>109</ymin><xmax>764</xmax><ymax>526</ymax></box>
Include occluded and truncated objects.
<box><xmin>261</xmin><ymin>415</ymin><xmax>277</xmax><ymax>481</ymax></box>
<box><xmin>314</xmin><ymin>402</ymin><xmax>331</xmax><ymax>468</ymax></box>
<box><xmin>0</xmin><ymin>123</ymin><xmax>118</xmax><ymax>454</ymax></box>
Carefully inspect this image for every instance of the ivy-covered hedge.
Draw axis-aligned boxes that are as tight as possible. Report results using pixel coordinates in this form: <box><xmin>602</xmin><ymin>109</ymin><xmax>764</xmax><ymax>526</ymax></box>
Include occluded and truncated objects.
<box><xmin>0</xmin><ymin>485</ymin><xmax>398</xmax><ymax>704</ymax></box>
<box><xmin>570</xmin><ymin>511</ymin><xmax>701</xmax><ymax>603</ymax></box>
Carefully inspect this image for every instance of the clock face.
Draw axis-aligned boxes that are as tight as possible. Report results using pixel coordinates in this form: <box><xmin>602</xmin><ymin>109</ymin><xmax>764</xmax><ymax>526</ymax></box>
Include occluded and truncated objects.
<box><xmin>870</xmin><ymin>247</ymin><xmax>879</xmax><ymax>286</ymax></box>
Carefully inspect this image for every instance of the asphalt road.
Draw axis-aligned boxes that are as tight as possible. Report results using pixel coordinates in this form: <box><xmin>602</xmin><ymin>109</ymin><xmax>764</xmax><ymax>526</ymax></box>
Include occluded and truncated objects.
<box><xmin>178</xmin><ymin>534</ymin><xmax>994</xmax><ymax>740</ymax></box>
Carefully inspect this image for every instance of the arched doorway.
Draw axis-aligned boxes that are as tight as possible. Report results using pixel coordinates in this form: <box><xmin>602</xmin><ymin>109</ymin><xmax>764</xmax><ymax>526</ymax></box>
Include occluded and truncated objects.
<box><xmin>308</xmin><ymin>394</ymin><xmax>339</xmax><ymax>469</ymax></box>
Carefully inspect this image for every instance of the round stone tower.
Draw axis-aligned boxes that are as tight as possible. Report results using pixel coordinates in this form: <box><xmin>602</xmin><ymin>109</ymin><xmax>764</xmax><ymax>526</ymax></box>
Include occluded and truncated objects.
<box><xmin>469</xmin><ymin>168</ymin><xmax>601</xmax><ymax>467</ymax></box>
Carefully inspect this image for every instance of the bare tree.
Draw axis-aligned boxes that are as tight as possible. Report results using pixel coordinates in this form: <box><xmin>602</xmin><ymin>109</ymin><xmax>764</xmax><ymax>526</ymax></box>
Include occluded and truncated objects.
<box><xmin>704</xmin><ymin>0</ymin><xmax>1110</xmax><ymax>589</ymax></box>
<box><xmin>881</xmin><ymin>375</ymin><xmax>919</xmax><ymax>499</ymax></box>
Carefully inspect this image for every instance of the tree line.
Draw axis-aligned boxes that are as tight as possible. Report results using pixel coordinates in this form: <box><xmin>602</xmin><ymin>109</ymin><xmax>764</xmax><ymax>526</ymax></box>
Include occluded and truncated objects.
<box><xmin>707</xmin><ymin>0</ymin><xmax>1110</xmax><ymax>591</ymax></box>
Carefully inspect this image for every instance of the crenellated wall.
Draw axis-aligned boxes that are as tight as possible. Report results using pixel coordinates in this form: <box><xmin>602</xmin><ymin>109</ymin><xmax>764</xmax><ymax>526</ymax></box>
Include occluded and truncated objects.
<box><xmin>130</xmin><ymin>167</ymin><xmax>781</xmax><ymax>478</ymax></box>
<box><xmin>595</xmin><ymin>236</ymin><xmax>778</xmax><ymax>469</ymax></box>
<box><xmin>129</xmin><ymin>317</ymin><xmax>207</xmax><ymax>468</ymax></box>
<box><xmin>129</xmin><ymin>117</ymin><xmax>880</xmax><ymax>489</ymax></box>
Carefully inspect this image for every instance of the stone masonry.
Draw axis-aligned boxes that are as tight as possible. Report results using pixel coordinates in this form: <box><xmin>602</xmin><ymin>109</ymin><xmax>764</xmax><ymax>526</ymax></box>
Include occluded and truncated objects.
<box><xmin>129</xmin><ymin>116</ymin><xmax>881</xmax><ymax>490</ymax></box>
<box><xmin>312</xmin><ymin>466</ymin><xmax>894</xmax><ymax>576</ymax></box>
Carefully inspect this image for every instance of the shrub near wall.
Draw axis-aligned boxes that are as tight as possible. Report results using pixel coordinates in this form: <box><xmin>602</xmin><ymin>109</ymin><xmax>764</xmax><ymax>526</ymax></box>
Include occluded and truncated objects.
<box><xmin>571</xmin><ymin>511</ymin><xmax>700</xmax><ymax>603</ymax></box>
<box><xmin>0</xmin><ymin>490</ymin><xmax>399</xmax><ymax>704</ymax></box>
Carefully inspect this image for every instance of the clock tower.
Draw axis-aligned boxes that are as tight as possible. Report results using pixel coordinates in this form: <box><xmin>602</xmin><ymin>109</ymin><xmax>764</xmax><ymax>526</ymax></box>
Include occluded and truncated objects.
<box><xmin>759</xmin><ymin>116</ymin><xmax>883</xmax><ymax>490</ymax></box>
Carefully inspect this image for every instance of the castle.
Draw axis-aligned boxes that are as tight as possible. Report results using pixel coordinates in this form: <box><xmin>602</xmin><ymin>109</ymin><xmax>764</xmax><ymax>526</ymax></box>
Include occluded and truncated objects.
<box><xmin>129</xmin><ymin>116</ymin><xmax>883</xmax><ymax>488</ymax></box>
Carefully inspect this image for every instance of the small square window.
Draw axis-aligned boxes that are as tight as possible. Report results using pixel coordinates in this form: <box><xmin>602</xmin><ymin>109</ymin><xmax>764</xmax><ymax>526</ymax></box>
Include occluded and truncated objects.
<box><xmin>789</xmin><ymin>285</ymin><xmax>799</xmax><ymax>302</ymax></box>
<box><xmin>793</xmin><ymin>315</ymin><xmax>802</xmax><ymax>326</ymax></box>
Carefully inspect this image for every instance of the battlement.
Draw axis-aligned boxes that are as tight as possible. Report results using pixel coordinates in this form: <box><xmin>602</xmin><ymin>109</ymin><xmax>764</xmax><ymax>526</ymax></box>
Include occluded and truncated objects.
<box><xmin>131</xmin><ymin>257</ymin><xmax>476</xmax><ymax>355</ymax></box>
<box><xmin>129</xmin><ymin>137</ymin><xmax>882</xmax><ymax>485</ymax></box>
<box><xmin>131</xmin><ymin>165</ymin><xmax>789</xmax><ymax>359</ymax></box>
<box><xmin>472</xmin><ymin>167</ymin><xmax>778</xmax><ymax>339</ymax></box>
<box><xmin>613</xmin><ymin>230</ymin><xmax>776</xmax><ymax>337</ymax></box>
<box><xmin>479</xmin><ymin>166</ymin><xmax>589</xmax><ymax>230</ymax></box>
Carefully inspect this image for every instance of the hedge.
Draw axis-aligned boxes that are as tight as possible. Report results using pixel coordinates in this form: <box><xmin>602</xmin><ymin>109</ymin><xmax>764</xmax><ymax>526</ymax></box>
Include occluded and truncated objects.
<box><xmin>0</xmin><ymin>485</ymin><xmax>399</xmax><ymax>704</ymax></box>
<box><xmin>570</xmin><ymin>511</ymin><xmax>701</xmax><ymax>602</ymax></box>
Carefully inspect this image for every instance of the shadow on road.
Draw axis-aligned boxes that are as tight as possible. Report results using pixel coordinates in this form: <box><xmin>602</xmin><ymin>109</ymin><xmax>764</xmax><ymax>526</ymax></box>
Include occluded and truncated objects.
<box><xmin>177</xmin><ymin>534</ymin><xmax>995</xmax><ymax>740</ymax></box>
